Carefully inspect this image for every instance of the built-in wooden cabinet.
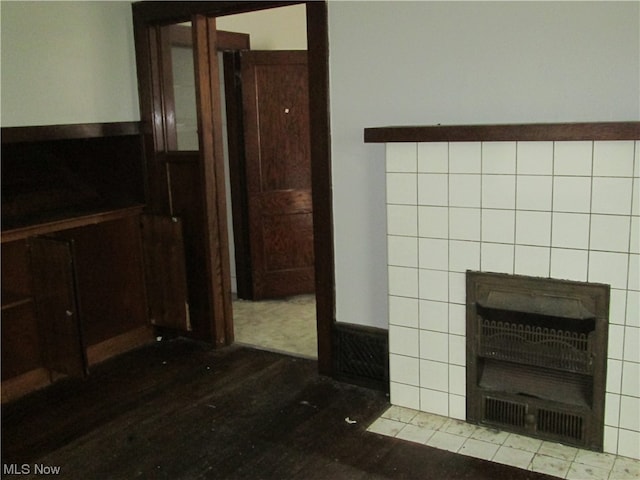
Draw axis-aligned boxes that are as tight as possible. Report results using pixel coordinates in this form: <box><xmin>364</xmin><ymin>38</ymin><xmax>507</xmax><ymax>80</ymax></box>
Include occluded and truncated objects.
<box><xmin>1</xmin><ymin>123</ymin><xmax>189</xmax><ymax>402</ymax></box>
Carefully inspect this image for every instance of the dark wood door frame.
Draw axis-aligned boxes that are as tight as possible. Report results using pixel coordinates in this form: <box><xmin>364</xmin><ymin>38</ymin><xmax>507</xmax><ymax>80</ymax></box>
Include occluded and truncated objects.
<box><xmin>132</xmin><ymin>1</ymin><xmax>334</xmax><ymax>375</ymax></box>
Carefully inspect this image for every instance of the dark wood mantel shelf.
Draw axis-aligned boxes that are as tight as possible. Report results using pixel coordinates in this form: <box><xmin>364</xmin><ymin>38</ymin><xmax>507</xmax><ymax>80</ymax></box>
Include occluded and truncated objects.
<box><xmin>364</xmin><ymin>121</ymin><xmax>640</xmax><ymax>143</ymax></box>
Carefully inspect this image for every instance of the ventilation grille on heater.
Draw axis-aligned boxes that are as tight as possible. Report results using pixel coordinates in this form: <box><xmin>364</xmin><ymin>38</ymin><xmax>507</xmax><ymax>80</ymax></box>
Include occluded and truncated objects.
<box><xmin>484</xmin><ymin>397</ymin><xmax>526</xmax><ymax>428</ymax></box>
<box><xmin>538</xmin><ymin>409</ymin><xmax>584</xmax><ymax>442</ymax></box>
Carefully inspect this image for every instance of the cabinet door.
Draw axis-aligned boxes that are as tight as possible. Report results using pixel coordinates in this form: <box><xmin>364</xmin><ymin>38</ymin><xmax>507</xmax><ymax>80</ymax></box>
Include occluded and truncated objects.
<box><xmin>29</xmin><ymin>237</ymin><xmax>87</xmax><ymax>378</ymax></box>
<box><xmin>140</xmin><ymin>215</ymin><xmax>191</xmax><ymax>331</ymax></box>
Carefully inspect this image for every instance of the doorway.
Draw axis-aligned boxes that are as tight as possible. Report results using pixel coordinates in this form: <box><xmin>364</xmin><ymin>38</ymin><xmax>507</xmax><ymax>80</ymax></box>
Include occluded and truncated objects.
<box><xmin>217</xmin><ymin>7</ymin><xmax>317</xmax><ymax>358</ymax></box>
<box><xmin>132</xmin><ymin>1</ymin><xmax>333</xmax><ymax>372</ymax></box>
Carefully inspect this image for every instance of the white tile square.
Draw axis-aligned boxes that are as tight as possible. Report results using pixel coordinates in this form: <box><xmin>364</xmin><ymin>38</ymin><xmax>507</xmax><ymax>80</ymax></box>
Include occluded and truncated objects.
<box><xmin>388</xmin><ymin>235</ymin><xmax>418</xmax><ymax>267</ymax></box>
<box><xmin>608</xmin><ymin>324</ymin><xmax>625</xmax><ymax>360</ymax></box>
<box><xmin>554</xmin><ymin>141</ymin><xmax>593</xmax><ymax>176</ymax></box>
<box><xmin>419</xmin><ymin>330</ymin><xmax>449</xmax><ymax>362</ymax></box>
<box><xmin>621</xmin><ymin>361</ymin><xmax>640</xmax><ymax>397</ymax></box>
<box><xmin>503</xmin><ymin>433</ymin><xmax>543</xmax><ymax>452</ymax></box>
<box><xmin>387</xmin><ymin>205</ymin><xmax>417</xmax><ymax>237</ymax></box>
<box><xmin>550</xmin><ymin>248</ymin><xmax>588</xmax><ymax>282</ymax></box>
<box><xmin>390</xmin><ymin>353</ymin><xmax>420</xmax><ymax>386</ymax></box>
<box><xmin>530</xmin><ymin>455</ymin><xmax>572</xmax><ymax>478</ymax></box>
<box><xmin>605</xmin><ymin>392</ymin><xmax>621</xmax><ymax>426</ymax></box>
<box><xmin>537</xmin><ymin>441</ymin><xmax>578</xmax><ymax>461</ymax></box>
<box><xmin>636</xmin><ymin>141</ymin><xmax>640</xmax><ymax>178</ymax></box>
<box><xmin>482</xmin><ymin>209</ymin><xmax>515</xmax><ymax>244</ymax></box>
<box><xmin>616</xmin><ymin>429</ymin><xmax>640</xmax><ymax>463</ymax></box>
<box><xmin>470</xmin><ymin>427</ymin><xmax>510</xmax><ymax>445</ymax></box>
<box><xmin>566</xmin><ymin>462</ymin><xmax>610</xmax><ymax>480</ymax></box>
<box><xmin>390</xmin><ymin>382</ymin><xmax>420</xmax><ymax>410</ymax></box>
<box><xmin>629</xmin><ymin>254</ymin><xmax>639</xmax><ymax>291</ymax></box>
<box><xmin>627</xmin><ymin>290</ymin><xmax>640</xmax><ymax>327</ymax></box>
<box><xmin>387</xmin><ymin>143</ymin><xmax>417</xmax><ymax>172</ymax></box>
<box><xmin>418</xmin><ymin>173</ymin><xmax>448</xmax><ymax>206</ymax></box>
<box><xmin>389</xmin><ymin>296</ymin><xmax>419</xmax><ymax>328</ymax></box>
<box><xmin>593</xmin><ymin>141</ymin><xmax>635</xmax><ymax>177</ymax></box>
<box><xmin>603</xmin><ymin>426</ymin><xmax>619</xmax><ymax>456</ymax></box>
<box><xmin>588</xmin><ymin>251</ymin><xmax>629</xmax><ymax>290</ymax></box>
<box><xmin>630</xmin><ymin>217</ymin><xmax>639</xmax><ymax>254</ymax></box>
<box><xmin>449</xmin><ymin>240</ymin><xmax>480</xmax><ymax>273</ymax></box>
<box><xmin>620</xmin><ymin>395</ymin><xmax>640</xmax><ymax>432</ymax></box>
<box><xmin>420</xmin><ymin>359</ymin><xmax>448</xmax><ymax>392</ymax></box>
<box><xmin>517</xmin><ymin>141</ymin><xmax>554</xmax><ymax>175</ymax></box>
<box><xmin>419</xmin><ymin>300</ymin><xmax>448</xmax><ymax>333</ymax></box>
<box><xmin>592</xmin><ymin>177</ymin><xmax>633</xmax><ymax>215</ymax></box>
<box><xmin>449</xmin><ymin>364</ymin><xmax>465</xmax><ymax>395</ymax></box>
<box><xmin>449</xmin><ymin>272</ymin><xmax>466</xmax><ymax>305</ymax></box>
<box><xmin>421</xmin><ymin>390</ymin><xmax>450</xmax><ymax>419</ymax></box>
<box><xmin>607</xmin><ymin>359</ymin><xmax>622</xmax><ymax>394</ymax></box>
<box><xmin>388</xmin><ymin>266</ymin><xmax>418</xmax><ymax>297</ymax></box>
<box><xmin>514</xmin><ymin>245</ymin><xmax>550</xmax><ymax>277</ymax></box>
<box><xmin>551</xmin><ymin>212</ymin><xmax>590</xmax><ymax>250</ymax></box>
<box><xmin>418</xmin><ymin>142</ymin><xmax>448</xmax><ymax>173</ymax></box>
<box><xmin>611</xmin><ymin>455</ymin><xmax>640</xmax><ymax>479</ymax></box>
<box><xmin>449</xmin><ymin>207</ymin><xmax>481</xmax><ymax>241</ymax></box>
<box><xmin>624</xmin><ymin>326</ymin><xmax>640</xmax><ymax>363</ymax></box>
<box><xmin>516</xmin><ymin>175</ymin><xmax>553</xmax><ymax>211</ymax></box>
<box><xmin>450</xmin><ymin>174</ymin><xmax>481</xmax><ymax>208</ymax></box>
<box><xmin>449</xmin><ymin>334</ymin><xmax>466</xmax><ymax>366</ymax></box>
<box><xmin>492</xmin><ymin>445</ymin><xmax>535</xmax><ymax>469</ymax></box>
<box><xmin>590</xmin><ymin>215</ymin><xmax>631</xmax><ymax>253</ymax></box>
<box><xmin>482</xmin><ymin>175</ymin><xmax>516</xmax><ymax>209</ymax></box>
<box><xmin>448</xmin><ymin>303</ymin><xmax>466</xmax><ymax>336</ymax></box>
<box><xmin>389</xmin><ymin>325</ymin><xmax>419</xmax><ymax>357</ymax></box>
<box><xmin>410</xmin><ymin>411</ymin><xmax>448</xmax><ymax>430</ymax></box>
<box><xmin>482</xmin><ymin>142</ymin><xmax>516</xmax><ymax>174</ymax></box>
<box><xmin>419</xmin><ymin>269</ymin><xmax>448</xmax><ymax>302</ymax></box>
<box><xmin>387</xmin><ymin>173</ymin><xmax>417</xmax><ymax>205</ymax></box>
<box><xmin>449</xmin><ymin>394</ymin><xmax>466</xmax><ymax>420</ymax></box>
<box><xmin>610</xmin><ymin>288</ymin><xmax>627</xmax><ymax>326</ymax></box>
<box><xmin>443</xmin><ymin>418</ymin><xmax>477</xmax><ymax>437</ymax></box>
<box><xmin>418</xmin><ymin>206</ymin><xmax>448</xmax><ymax>239</ymax></box>
<box><xmin>515</xmin><ymin>210</ymin><xmax>551</xmax><ymax>247</ymax></box>
<box><xmin>553</xmin><ymin>176</ymin><xmax>592</xmax><ymax>213</ymax></box>
<box><xmin>396</xmin><ymin>423</ymin><xmax>436</xmax><ymax>444</ymax></box>
<box><xmin>449</xmin><ymin>142</ymin><xmax>481</xmax><ymax>174</ymax></box>
<box><xmin>419</xmin><ymin>238</ymin><xmax>448</xmax><ymax>270</ymax></box>
<box><xmin>481</xmin><ymin>242</ymin><xmax>515</xmax><ymax>274</ymax></box>
<box><xmin>367</xmin><ymin>417</ymin><xmax>404</xmax><ymax>437</ymax></box>
<box><xmin>574</xmin><ymin>450</ymin><xmax>617</xmax><ymax>471</ymax></box>
<box><xmin>459</xmin><ymin>438</ymin><xmax>500</xmax><ymax>461</ymax></box>
<box><xmin>633</xmin><ymin>178</ymin><xmax>640</xmax><ymax>216</ymax></box>
<box><xmin>381</xmin><ymin>405</ymin><xmax>419</xmax><ymax>423</ymax></box>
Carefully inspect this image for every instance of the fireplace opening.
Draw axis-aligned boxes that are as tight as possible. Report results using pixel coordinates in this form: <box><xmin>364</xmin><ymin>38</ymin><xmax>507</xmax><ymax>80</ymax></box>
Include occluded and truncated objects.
<box><xmin>466</xmin><ymin>271</ymin><xmax>609</xmax><ymax>451</ymax></box>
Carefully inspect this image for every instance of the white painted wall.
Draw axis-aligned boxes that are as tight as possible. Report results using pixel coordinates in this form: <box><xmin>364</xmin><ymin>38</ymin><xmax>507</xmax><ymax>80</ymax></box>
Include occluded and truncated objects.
<box><xmin>1</xmin><ymin>1</ymin><xmax>139</xmax><ymax>127</ymax></box>
<box><xmin>328</xmin><ymin>1</ymin><xmax>640</xmax><ymax>328</ymax></box>
<box><xmin>216</xmin><ymin>4</ymin><xmax>307</xmax><ymax>50</ymax></box>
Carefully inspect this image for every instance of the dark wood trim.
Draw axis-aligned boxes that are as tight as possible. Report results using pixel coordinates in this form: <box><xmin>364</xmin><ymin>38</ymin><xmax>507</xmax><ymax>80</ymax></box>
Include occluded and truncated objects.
<box><xmin>1</xmin><ymin>122</ymin><xmax>141</xmax><ymax>144</ymax></box>
<box><xmin>218</xmin><ymin>30</ymin><xmax>251</xmax><ymax>51</ymax></box>
<box><xmin>132</xmin><ymin>1</ymin><xmax>302</xmax><ymax>25</ymax></box>
<box><xmin>364</xmin><ymin>122</ymin><xmax>640</xmax><ymax>143</ymax></box>
<box><xmin>306</xmin><ymin>1</ymin><xmax>334</xmax><ymax>376</ymax></box>
<box><xmin>131</xmin><ymin>0</ymin><xmax>334</xmax><ymax>376</ymax></box>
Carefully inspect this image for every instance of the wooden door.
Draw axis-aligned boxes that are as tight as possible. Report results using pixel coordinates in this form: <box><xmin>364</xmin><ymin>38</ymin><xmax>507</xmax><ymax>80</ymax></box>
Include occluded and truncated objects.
<box><xmin>141</xmin><ymin>215</ymin><xmax>191</xmax><ymax>331</ymax></box>
<box><xmin>241</xmin><ymin>50</ymin><xmax>315</xmax><ymax>299</ymax></box>
<box><xmin>29</xmin><ymin>237</ymin><xmax>87</xmax><ymax>378</ymax></box>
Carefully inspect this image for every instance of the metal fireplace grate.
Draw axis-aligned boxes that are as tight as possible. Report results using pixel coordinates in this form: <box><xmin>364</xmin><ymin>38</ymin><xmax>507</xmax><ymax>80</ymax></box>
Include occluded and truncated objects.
<box><xmin>467</xmin><ymin>271</ymin><xmax>609</xmax><ymax>451</ymax></box>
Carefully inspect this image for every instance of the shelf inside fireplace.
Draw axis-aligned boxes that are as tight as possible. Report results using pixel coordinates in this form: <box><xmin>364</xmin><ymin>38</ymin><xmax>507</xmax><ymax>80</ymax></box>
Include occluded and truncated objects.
<box><xmin>478</xmin><ymin>359</ymin><xmax>593</xmax><ymax>409</ymax></box>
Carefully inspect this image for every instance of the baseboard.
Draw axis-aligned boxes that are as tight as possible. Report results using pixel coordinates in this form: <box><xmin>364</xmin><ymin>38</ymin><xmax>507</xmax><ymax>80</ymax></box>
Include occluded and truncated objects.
<box><xmin>332</xmin><ymin>322</ymin><xmax>389</xmax><ymax>392</ymax></box>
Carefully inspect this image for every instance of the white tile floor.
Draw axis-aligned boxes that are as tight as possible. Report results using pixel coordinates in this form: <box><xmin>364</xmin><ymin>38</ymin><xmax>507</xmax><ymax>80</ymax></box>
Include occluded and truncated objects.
<box><xmin>367</xmin><ymin>406</ymin><xmax>640</xmax><ymax>480</ymax></box>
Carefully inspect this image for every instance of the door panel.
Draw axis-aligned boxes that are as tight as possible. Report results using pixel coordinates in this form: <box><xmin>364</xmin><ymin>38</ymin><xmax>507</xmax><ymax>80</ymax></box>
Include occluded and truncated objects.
<box><xmin>29</xmin><ymin>237</ymin><xmax>87</xmax><ymax>378</ymax></box>
<box><xmin>241</xmin><ymin>50</ymin><xmax>314</xmax><ymax>299</ymax></box>
<box><xmin>140</xmin><ymin>215</ymin><xmax>191</xmax><ymax>332</ymax></box>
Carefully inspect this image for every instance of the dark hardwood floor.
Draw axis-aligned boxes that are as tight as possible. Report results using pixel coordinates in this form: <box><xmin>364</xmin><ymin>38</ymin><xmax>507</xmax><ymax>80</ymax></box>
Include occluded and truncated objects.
<box><xmin>2</xmin><ymin>339</ymin><xmax>557</xmax><ymax>479</ymax></box>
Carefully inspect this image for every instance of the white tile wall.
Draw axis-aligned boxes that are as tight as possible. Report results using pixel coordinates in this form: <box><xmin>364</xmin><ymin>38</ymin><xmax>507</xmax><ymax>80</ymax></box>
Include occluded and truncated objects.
<box><xmin>385</xmin><ymin>139</ymin><xmax>640</xmax><ymax>460</ymax></box>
